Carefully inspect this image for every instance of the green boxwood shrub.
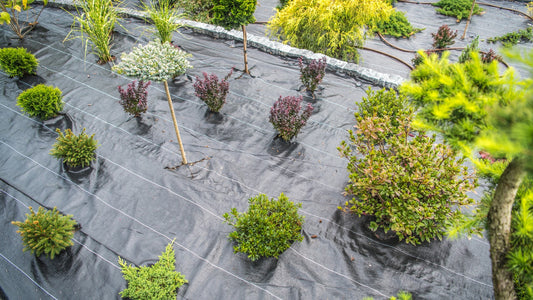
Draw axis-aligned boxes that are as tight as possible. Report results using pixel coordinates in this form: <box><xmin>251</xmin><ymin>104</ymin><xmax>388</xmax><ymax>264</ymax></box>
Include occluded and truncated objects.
<box><xmin>338</xmin><ymin>90</ymin><xmax>477</xmax><ymax>245</ymax></box>
<box><xmin>433</xmin><ymin>0</ymin><xmax>483</xmax><ymax>21</ymax></box>
<box><xmin>119</xmin><ymin>241</ymin><xmax>187</xmax><ymax>300</ymax></box>
<box><xmin>0</xmin><ymin>47</ymin><xmax>38</xmax><ymax>78</ymax></box>
<box><xmin>223</xmin><ymin>193</ymin><xmax>304</xmax><ymax>261</ymax></box>
<box><xmin>50</xmin><ymin>128</ymin><xmax>99</xmax><ymax>168</ymax></box>
<box><xmin>16</xmin><ymin>84</ymin><xmax>64</xmax><ymax>120</ymax></box>
<box><xmin>11</xmin><ymin>206</ymin><xmax>77</xmax><ymax>259</ymax></box>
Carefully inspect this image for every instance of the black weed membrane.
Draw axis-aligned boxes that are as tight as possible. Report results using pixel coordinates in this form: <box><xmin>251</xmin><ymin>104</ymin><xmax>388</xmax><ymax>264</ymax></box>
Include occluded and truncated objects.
<box><xmin>1</xmin><ymin>0</ymin><xmax>531</xmax><ymax>298</ymax></box>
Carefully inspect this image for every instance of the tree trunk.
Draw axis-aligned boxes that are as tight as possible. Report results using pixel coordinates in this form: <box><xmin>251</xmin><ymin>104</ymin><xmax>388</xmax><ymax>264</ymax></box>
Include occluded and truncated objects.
<box><xmin>242</xmin><ymin>25</ymin><xmax>249</xmax><ymax>74</ymax></box>
<box><xmin>163</xmin><ymin>80</ymin><xmax>188</xmax><ymax>165</ymax></box>
<box><xmin>488</xmin><ymin>157</ymin><xmax>525</xmax><ymax>300</ymax></box>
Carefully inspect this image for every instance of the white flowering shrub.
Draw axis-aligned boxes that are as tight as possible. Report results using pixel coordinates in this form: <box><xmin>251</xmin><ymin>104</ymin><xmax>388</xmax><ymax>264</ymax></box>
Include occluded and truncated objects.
<box><xmin>113</xmin><ymin>40</ymin><xmax>193</xmax><ymax>82</ymax></box>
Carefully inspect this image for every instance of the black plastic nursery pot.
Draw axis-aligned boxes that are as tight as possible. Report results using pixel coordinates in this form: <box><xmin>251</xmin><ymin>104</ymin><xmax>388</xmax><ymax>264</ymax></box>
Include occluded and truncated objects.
<box><xmin>2</xmin><ymin>0</ymin><xmax>532</xmax><ymax>298</ymax></box>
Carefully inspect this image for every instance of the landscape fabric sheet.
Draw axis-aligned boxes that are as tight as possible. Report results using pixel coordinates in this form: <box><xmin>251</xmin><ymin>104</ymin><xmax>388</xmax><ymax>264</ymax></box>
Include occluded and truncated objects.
<box><xmin>3</xmin><ymin>0</ymin><xmax>532</xmax><ymax>298</ymax></box>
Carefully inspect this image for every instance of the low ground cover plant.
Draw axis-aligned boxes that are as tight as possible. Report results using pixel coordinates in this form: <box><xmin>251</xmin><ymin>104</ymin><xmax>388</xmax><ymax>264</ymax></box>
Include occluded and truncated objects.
<box><xmin>223</xmin><ymin>193</ymin><xmax>304</xmax><ymax>261</ymax></box>
<box><xmin>376</xmin><ymin>10</ymin><xmax>423</xmax><ymax>38</ymax></box>
<box><xmin>433</xmin><ymin>0</ymin><xmax>483</xmax><ymax>21</ymax></box>
<box><xmin>432</xmin><ymin>24</ymin><xmax>457</xmax><ymax>49</ymax></box>
<box><xmin>193</xmin><ymin>69</ymin><xmax>232</xmax><ymax>112</ymax></box>
<box><xmin>338</xmin><ymin>89</ymin><xmax>476</xmax><ymax>245</ymax></box>
<box><xmin>66</xmin><ymin>0</ymin><xmax>119</xmax><ymax>63</ymax></box>
<box><xmin>11</xmin><ymin>206</ymin><xmax>77</xmax><ymax>259</ymax></box>
<box><xmin>488</xmin><ymin>27</ymin><xmax>533</xmax><ymax>47</ymax></box>
<box><xmin>118</xmin><ymin>80</ymin><xmax>151</xmax><ymax>117</ymax></box>
<box><xmin>0</xmin><ymin>47</ymin><xmax>38</xmax><ymax>77</ymax></box>
<box><xmin>50</xmin><ymin>128</ymin><xmax>99</xmax><ymax>168</ymax></box>
<box><xmin>118</xmin><ymin>241</ymin><xmax>187</xmax><ymax>300</ymax></box>
<box><xmin>269</xmin><ymin>95</ymin><xmax>313</xmax><ymax>141</ymax></box>
<box><xmin>17</xmin><ymin>84</ymin><xmax>63</xmax><ymax>120</ymax></box>
<box><xmin>298</xmin><ymin>56</ymin><xmax>326</xmax><ymax>94</ymax></box>
<box><xmin>267</xmin><ymin>0</ymin><xmax>393</xmax><ymax>63</ymax></box>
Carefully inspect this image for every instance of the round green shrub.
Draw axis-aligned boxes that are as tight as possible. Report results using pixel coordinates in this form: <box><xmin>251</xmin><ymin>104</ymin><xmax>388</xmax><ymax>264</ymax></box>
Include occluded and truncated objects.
<box><xmin>223</xmin><ymin>193</ymin><xmax>304</xmax><ymax>261</ymax></box>
<box><xmin>0</xmin><ymin>47</ymin><xmax>38</xmax><ymax>78</ymax></box>
<box><xmin>11</xmin><ymin>206</ymin><xmax>77</xmax><ymax>259</ymax></box>
<box><xmin>119</xmin><ymin>241</ymin><xmax>187</xmax><ymax>300</ymax></box>
<box><xmin>50</xmin><ymin>128</ymin><xmax>99</xmax><ymax>168</ymax></box>
<box><xmin>17</xmin><ymin>84</ymin><xmax>64</xmax><ymax>120</ymax></box>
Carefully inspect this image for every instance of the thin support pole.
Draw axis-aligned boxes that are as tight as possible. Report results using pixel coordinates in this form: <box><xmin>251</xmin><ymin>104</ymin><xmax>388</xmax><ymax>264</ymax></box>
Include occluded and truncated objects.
<box><xmin>242</xmin><ymin>24</ymin><xmax>249</xmax><ymax>74</ymax></box>
<box><xmin>163</xmin><ymin>80</ymin><xmax>187</xmax><ymax>165</ymax></box>
<box><xmin>461</xmin><ymin>0</ymin><xmax>477</xmax><ymax>40</ymax></box>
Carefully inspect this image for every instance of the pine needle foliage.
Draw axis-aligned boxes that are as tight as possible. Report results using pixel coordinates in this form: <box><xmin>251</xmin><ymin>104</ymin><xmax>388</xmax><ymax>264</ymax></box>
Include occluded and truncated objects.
<box><xmin>267</xmin><ymin>0</ymin><xmax>393</xmax><ymax>63</ymax></box>
<box><xmin>66</xmin><ymin>0</ymin><xmax>119</xmax><ymax>63</ymax></box>
<box><xmin>433</xmin><ymin>0</ymin><xmax>483</xmax><ymax>21</ymax></box>
<box><xmin>17</xmin><ymin>84</ymin><xmax>63</xmax><ymax>120</ymax></box>
<box><xmin>487</xmin><ymin>27</ymin><xmax>533</xmax><ymax>48</ymax></box>
<box><xmin>0</xmin><ymin>47</ymin><xmax>38</xmax><ymax>77</ymax></box>
<box><xmin>12</xmin><ymin>206</ymin><xmax>77</xmax><ymax>259</ymax></box>
<box><xmin>50</xmin><ymin>128</ymin><xmax>99</xmax><ymax>168</ymax></box>
<box><xmin>118</xmin><ymin>241</ymin><xmax>187</xmax><ymax>300</ymax></box>
<box><xmin>223</xmin><ymin>193</ymin><xmax>304</xmax><ymax>261</ymax></box>
<box><xmin>399</xmin><ymin>51</ymin><xmax>515</xmax><ymax>148</ymax></box>
<box><xmin>458</xmin><ymin>36</ymin><xmax>479</xmax><ymax>63</ymax></box>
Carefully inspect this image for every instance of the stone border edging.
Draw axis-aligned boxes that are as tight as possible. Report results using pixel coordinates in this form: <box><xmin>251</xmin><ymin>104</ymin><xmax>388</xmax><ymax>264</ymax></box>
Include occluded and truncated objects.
<box><xmin>40</xmin><ymin>0</ymin><xmax>405</xmax><ymax>88</ymax></box>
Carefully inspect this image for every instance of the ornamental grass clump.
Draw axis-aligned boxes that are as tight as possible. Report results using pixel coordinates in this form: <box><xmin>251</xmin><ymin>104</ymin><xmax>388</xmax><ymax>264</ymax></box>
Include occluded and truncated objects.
<box><xmin>298</xmin><ymin>56</ymin><xmax>326</xmax><ymax>94</ymax></box>
<box><xmin>193</xmin><ymin>69</ymin><xmax>232</xmax><ymax>112</ymax></box>
<box><xmin>118</xmin><ymin>80</ymin><xmax>151</xmax><ymax>117</ymax></box>
<box><xmin>338</xmin><ymin>90</ymin><xmax>476</xmax><ymax>245</ymax></box>
<box><xmin>142</xmin><ymin>0</ymin><xmax>182</xmax><ymax>43</ymax></box>
<box><xmin>432</xmin><ymin>24</ymin><xmax>457</xmax><ymax>49</ymax></box>
<box><xmin>50</xmin><ymin>128</ymin><xmax>99</xmax><ymax>168</ymax></box>
<box><xmin>0</xmin><ymin>47</ymin><xmax>38</xmax><ymax>77</ymax></box>
<box><xmin>17</xmin><ymin>84</ymin><xmax>63</xmax><ymax>120</ymax></box>
<box><xmin>119</xmin><ymin>241</ymin><xmax>187</xmax><ymax>300</ymax></box>
<box><xmin>12</xmin><ymin>206</ymin><xmax>77</xmax><ymax>259</ymax></box>
<box><xmin>223</xmin><ymin>193</ymin><xmax>304</xmax><ymax>261</ymax></box>
<box><xmin>269</xmin><ymin>95</ymin><xmax>313</xmax><ymax>141</ymax></box>
<box><xmin>66</xmin><ymin>0</ymin><xmax>119</xmax><ymax>63</ymax></box>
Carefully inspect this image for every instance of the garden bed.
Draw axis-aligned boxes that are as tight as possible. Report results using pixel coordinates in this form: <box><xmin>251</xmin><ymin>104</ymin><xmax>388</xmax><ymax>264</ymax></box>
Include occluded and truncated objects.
<box><xmin>2</xmin><ymin>0</ymin><xmax>532</xmax><ymax>298</ymax></box>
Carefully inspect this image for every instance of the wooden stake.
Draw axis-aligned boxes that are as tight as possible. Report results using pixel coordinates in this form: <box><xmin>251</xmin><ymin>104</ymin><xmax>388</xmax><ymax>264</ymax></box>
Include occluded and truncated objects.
<box><xmin>242</xmin><ymin>24</ymin><xmax>249</xmax><ymax>74</ymax></box>
<box><xmin>163</xmin><ymin>80</ymin><xmax>187</xmax><ymax>165</ymax></box>
<box><xmin>461</xmin><ymin>0</ymin><xmax>477</xmax><ymax>40</ymax></box>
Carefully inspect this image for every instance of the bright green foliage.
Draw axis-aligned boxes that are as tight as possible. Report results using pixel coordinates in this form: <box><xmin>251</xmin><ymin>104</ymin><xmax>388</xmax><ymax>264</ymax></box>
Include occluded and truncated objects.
<box><xmin>433</xmin><ymin>0</ymin><xmax>483</xmax><ymax>21</ymax></box>
<box><xmin>488</xmin><ymin>27</ymin><xmax>533</xmax><ymax>48</ymax></box>
<box><xmin>173</xmin><ymin>0</ymin><xmax>213</xmax><ymax>22</ymax></box>
<box><xmin>50</xmin><ymin>128</ymin><xmax>99</xmax><ymax>168</ymax></box>
<box><xmin>364</xmin><ymin>291</ymin><xmax>412</xmax><ymax>300</ymax></box>
<box><xmin>142</xmin><ymin>0</ymin><xmax>182</xmax><ymax>44</ymax></box>
<box><xmin>399</xmin><ymin>51</ymin><xmax>515</xmax><ymax>148</ymax></box>
<box><xmin>0</xmin><ymin>0</ymin><xmax>47</xmax><ymax>38</ymax></box>
<box><xmin>339</xmin><ymin>109</ymin><xmax>476</xmax><ymax>245</ymax></box>
<box><xmin>267</xmin><ymin>0</ymin><xmax>393</xmax><ymax>63</ymax></box>
<box><xmin>211</xmin><ymin>0</ymin><xmax>256</xmax><ymax>30</ymax></box>
<box><xmin>376</xmin><ymin>10</ymin><xmax>423</xmax><ymax>38</ymax></box>
<box><xmin>458</xmin><ymin>36</ymin><xmax>479</xmax><ymax>63</ymax></box>
<box><xmin>11</xmin><ymin>206</ymin><xmax>76</xmax><ymax>259</ymax></box>
<box><xmin>17</xmin><ymin>84</ymin><xmax>63</xmax><ymax>120</ymax></box>
<box><xmin>66</xmin><ymin>0</ymin><xmax>119</xmax><ymax>63</ymax></box>
<box><xmin>223</xmin><ymin>193</ymin><xmax>304</xmax><ymax>261</ymax></box>
<box><xmin>355</xmin><ymin>87</ymin><xmax>413</xmax><ymax>131</ymax></box>
<box><xmin>113</xmin><ymin>40</ymin><xmax>192</xmax><ymax>82</ymax></box>
<box><xmin>118</xmin><ymin>241</ymin><xmax>187</xmax><ymax>300</ymax></box>
<box><xmin>0</xmin><ymin>47</ymin><xmax>38</xmax><ymax>77</ymax></box>
<box><xmin>277</xmin><ymin>0</ymin><xmax>289</xmax><ymax>9</ymax></box>
<box><xmin>508</xmin><ymin>187</ymin><xmax>533</xmax><ymax>299</ymax></box>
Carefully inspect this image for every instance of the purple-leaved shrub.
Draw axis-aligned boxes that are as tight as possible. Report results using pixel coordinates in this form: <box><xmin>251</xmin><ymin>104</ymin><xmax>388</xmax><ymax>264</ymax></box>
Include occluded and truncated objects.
<box><xmin>269</xmin><ymin>95</ymin><xmax>313</xmax><ymax>141</ymax></box>
<box><xmin>431</xmin><ymin>25</ymin><xmax>457</xmax><ymax>49</ymax></box>
<box><xmin>117</xmin><ymin>80</ymin><xmax>151</xmax><ymax>117</ymax></box>
<box><xmin>298</xmin><ymin>57</ymin><xmax>326</xmax><ymax>93</ymax></box>
<box><xmin>193</xmin><ymin>69</ymin><xmax>233</xmax><ymax>112</ymax></box>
